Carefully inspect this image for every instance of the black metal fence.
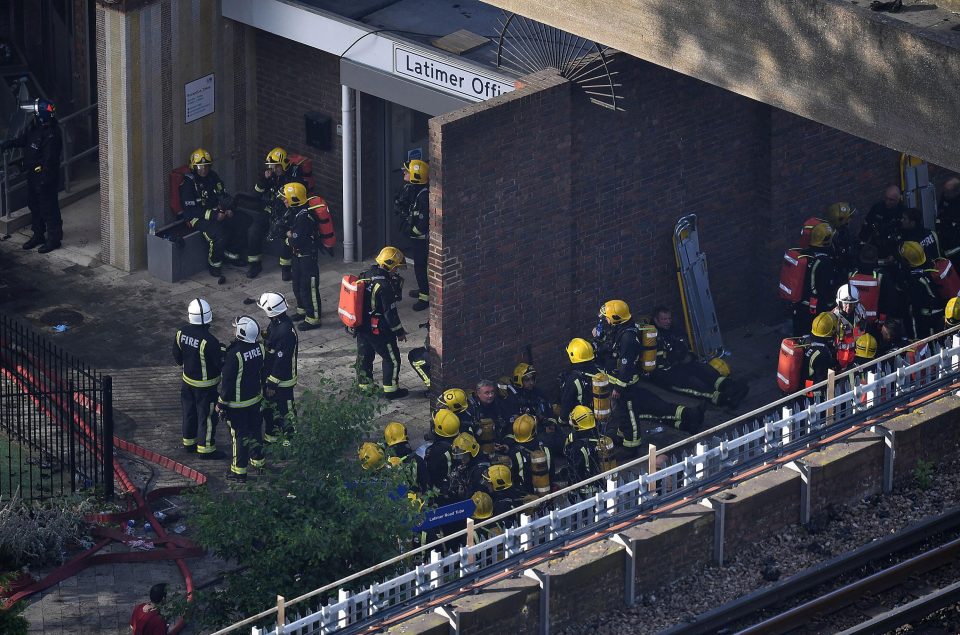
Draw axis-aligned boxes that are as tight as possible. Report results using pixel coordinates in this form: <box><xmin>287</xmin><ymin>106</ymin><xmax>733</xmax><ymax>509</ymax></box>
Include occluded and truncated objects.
<box><xmin>0</xmin><ymin>314</ymin><xmax>113</xmax><ymax>501</ymax></box>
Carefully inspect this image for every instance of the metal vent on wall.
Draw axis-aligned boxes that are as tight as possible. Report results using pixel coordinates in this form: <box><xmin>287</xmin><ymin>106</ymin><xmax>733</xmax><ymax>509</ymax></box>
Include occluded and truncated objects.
<box><xmin>496</xmin><ymin>12</ymin><xmax>623</xmax><ymax>111</ymax></box>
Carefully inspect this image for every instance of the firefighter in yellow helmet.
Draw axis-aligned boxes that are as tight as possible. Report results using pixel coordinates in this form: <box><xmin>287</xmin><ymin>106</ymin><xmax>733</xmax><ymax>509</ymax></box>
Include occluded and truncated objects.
<box><xmin>281</xmin><ymin>182</ymin><xmax>322</xmax><ymax>331</ymax></box>
<box><xmin>354</xmin><ymin>246</ymin><xmax>409</xmax><ymax>398</ymax></box>
<box><xmin>650</xmin><ymin>306</ymin><xmax>749</xmax><ymax>408</ymax></box>
<box><xmin>504</xmin><ymin>414</ymin><xmax>554</xmax><ymax>498</ymax></box>
<box><xmin>394</xmin><ymin>159</ymin><xmax>431</xmax><ymax>311</ymax></box>
<box><xmin>853</xmin><ymin>333</ymin><xmax>878</xmax><ymax>366</ymax></box>
<box><xmin>179</xmin><ymin>148</ymin><xmax>242</xmax><ymax>278</ymax></box>
<box><xmin>946</xmin><ymin>297</ymin><xmax>960</xmax><ymax>327</ymax></box>
<box><xmin>249</xmin><ymin>146</ymin><xmax>309</xmax><ymax>279</ymax></box>
<box><xmin>591</xmin><ymin>301</ymin><xmax>704</xmax><ymax>453</ymax></box>
<box><xmin>563</xmin><ymin>405</ymin><xmax>604</xmax><ymax>486</ymax></box>
<box><xmin>358</xmin><ymin>441</ymin><xmax>386</xmax><ymax>471</ymax></box>
<box><xmin>825</xmin><ymin>202</ymin><xmax>858</xmax><ymax>270</ymax></box>
<box><xmin>503</xmin><ymin>362</ymin><xmax>560</xmax><ymax>452</ymax></box>
<box><xmin>899</xmin><ymin>240</ymin><xmax>944</xmax><ymax>339</ymax></box>
<box><xmin>448</xmin><ymin>432</ymin><xmax>491</xmax><ymax>501</ymax></box>
<box><xmin>424</xmin><ymin>409</ymin><xmax>459</xmax><ymax>502</ymax></box>
<box><xmin>436</xmin><ymin>388</ymin><xmax>469</xmax><ymax>415</ymax></box>
<box><xmin>804</xmin><ymin>312</ymin><xmax>840</xmax><ymax>397</ymax></box>
<box><xmin>483</xmin><ymin>463</ymin><xmax>522</xmax><ymax>517</ymax></box>
<box><xmin>467</xmin><ymin>491</ymin><xmax>507</xmax><ymax>542</ymax></box>
<box><xmin>790</xmin><ymin>222</ymin><xmax>840</xmax><ymax>337</ymax></box>
<box><xmin>383</xmin><ymin>421</ymin><xmax>428</xmax><ymax>493</ymax></box>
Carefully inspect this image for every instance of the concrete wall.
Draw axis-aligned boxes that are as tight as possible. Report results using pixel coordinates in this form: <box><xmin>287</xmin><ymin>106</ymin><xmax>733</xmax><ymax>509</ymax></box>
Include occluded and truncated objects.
<box><xmin>96</xmin><ymin>0</ymin><xmax>256</xmax><ymax>270</ymax></box>
<box><xmin>429</xmin><ymin>56</ymin><xmax>902</xmax><ymax>393</ymax></box>
<box><xmin>389</xmin><ymin>395</ymin><xmax>960</xmax><ymax>633</ymax></box>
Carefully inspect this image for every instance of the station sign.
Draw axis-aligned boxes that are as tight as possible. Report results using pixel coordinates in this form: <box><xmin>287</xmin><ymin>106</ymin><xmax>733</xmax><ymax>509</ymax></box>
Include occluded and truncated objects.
<box><xmin>394</xmin><ymin>45</ymin><xmax>514</xmax><ymax>102</ymax></box>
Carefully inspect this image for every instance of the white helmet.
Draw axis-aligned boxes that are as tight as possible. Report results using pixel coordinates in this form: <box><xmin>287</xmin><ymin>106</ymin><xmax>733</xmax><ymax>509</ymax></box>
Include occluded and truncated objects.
<box><xmin>187</xmin><ymin>298</ymin><xmax>212</xmax><ymax>325</ymax></box>
<box><xmin>233</xmin><ymin>315</ymin><xmax>260</xmax><ymax>343</ymax></box>
<box><xmin>257</xmin><ymin>292</ymin><xmax>288</xmax><ymax>318</ymax></box>
<box><xmin>836</xmin><ymin>284</ymin><xmax>860</xmax><ymax>306</ymax></box>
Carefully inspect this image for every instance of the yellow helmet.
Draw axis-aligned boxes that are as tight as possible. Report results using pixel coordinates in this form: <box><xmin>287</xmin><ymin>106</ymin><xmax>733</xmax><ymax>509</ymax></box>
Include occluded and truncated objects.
<box><xmin>496</xmin><ymin>376</ymin><xmax>511</xmax><ymax>399</ymax></box>
<box><xmin>811</xmin><ymin>312</ymin><xmax>838</xmax><ymax>338</ymax></box>
<box><xmin>483</xmin><ymin>464</ymin><xmax>513</xmax><ymax>491</ymax></box>
<box><xmin>512</xmin><ymin>414</ymin><xmax>536</xmax><ymax>443</ymax></box>
<box><xmin>189</xmin><ymin>147</ymin><xmax>212</xmax><ymax>170</ymax></box>
<box><xmin>438</xmin><ymin>388</ymin><xmax>468</xmax><ymax>414</ymax></box>
<box><xmin>471</xmin><ymin>491</ymin><xmax>493</xmax><ymax>519</ymax></box>
<box><xmin>570</xmin><ymin>405</ymin><xmax>596</xmax><ymax>431</ymax></box>
<box><xmin>358</xmin><ymin>442</ymin><xmax>385</xmax><ymax>471</ymax></box>
<box><xmin>708</xmin><ymin>358</ymin><xmax>731</xmax><ymax>377</ymax></box>
<box><xmin>947</xmin><ymin>297</ymin><xmax>960</xmax><ymax>323</ymax></box>
<box><xmin>511</xmin><ymin>362</ymin><xmax>537</xmax><ymax>388</ymax></box>
<box><xmin>403</xmin><ymin>159</ymin><xmax>430</xmax><ymax>184</ymax></box>
<box><xmin>265</xmin><ymin>146</ymin><xmax>289</xmax><ymax>170</ymax></box>
<box><xmin>826</xmin><ymin>202</ymin><xmax>855</xmax><ymax>228</ymax></box>
<box><xmin>452</xmin><ymin>432</ymin><xmax>480</xmax><ymax>459</ymax></box>
<box><xmin>283</xmin><ymin>182</ymin><xmax>308</xmax><ymax>207</ymax></box>
<box><xmin>433</xmin><ymin>409</ymin><xmax>460</xmax><ymax>438</ymax></box>
<box><xmin>383</xmin><ymin>422</ymin><xmax>407</xmax><ymax>447</ymax></box>
<box><xmin>855</xmin><ymin>333</ymin><xmax>878</xmax><ymax>359</ymax></box>
<box><xmin>375</xmin><ymin>246</ymin><xmax>406</xmax><ymax>272</ymax></box>
<box><xmin>600</xmin><ymin>300</ymin><xmax>632</xmax><ymax>325</ymax></box>
<box><xmin>809</xmin><ymin>222</ymin><xmax>835</xmax><ymax>248</ymax></box>
<box><xmin>566</xmin><ymin>338</ymin><xmax>595</xmax><ymax>364</ymax></box>
<box><xmin>900</xmin><ymin>241</ymin><xmax>926</xmax><ymax>267</ymax></box>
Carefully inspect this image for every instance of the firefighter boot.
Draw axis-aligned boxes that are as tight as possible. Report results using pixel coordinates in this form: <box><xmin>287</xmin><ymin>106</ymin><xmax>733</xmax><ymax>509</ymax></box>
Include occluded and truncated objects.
<box><xmin>281</xmin><ymin>265</ymin><xmax>292</xmax><ymax>282</ymax></box>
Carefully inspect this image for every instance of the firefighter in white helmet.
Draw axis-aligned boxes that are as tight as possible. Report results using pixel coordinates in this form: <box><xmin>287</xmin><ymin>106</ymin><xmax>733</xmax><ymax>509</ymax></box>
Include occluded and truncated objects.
<box><xmin>173</xmin><ymin>299</ymin><xmax>225</xmax><ymax>457</ymax></box>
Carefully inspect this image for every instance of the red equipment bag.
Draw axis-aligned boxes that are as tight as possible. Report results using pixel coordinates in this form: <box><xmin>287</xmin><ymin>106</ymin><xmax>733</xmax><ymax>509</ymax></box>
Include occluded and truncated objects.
<box><xmin>777</xmin><ymin>337</ymin><xmax>806</xmax><ymax>394</ymax></box>
<box><xmin>778</xmin><ymin>248</ymin><xmax>809</xmax><ymax>303</ymax></box>
<box><xmin>932</xmin><ymin>258</ymin><xmax>960</xmax><ymax>300</ymax></box>
<box><xmin>307</xmin><ymin>196</ymin><xmax>337</xmax><ymax>249</ymax></box>
<box><xmin>168</xmin><ymin>165</ymin><xmax>191</xmax><ymax>216</ymax></box>
<box><xmin>798</xmin><ymin>216</ymin><xmax>826</xmax><ymax>249</ymax></box>
<box><xmin>338</xmin><ymin>275</ymin><xmax>366</xmax><ymax>328</ymax></box>
<box><xmin>287</xmin><ymin>154</ymin><xmax>313</xmax><ymax>175</ymax></box>
<box><xmin>848</xmin><ymin>273</ymin><xmax>881</xmax><ymax>322</ymax></box>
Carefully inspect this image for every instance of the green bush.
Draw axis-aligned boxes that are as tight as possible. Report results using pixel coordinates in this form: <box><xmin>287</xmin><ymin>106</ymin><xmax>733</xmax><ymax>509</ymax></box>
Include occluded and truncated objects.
<box><xmin>0</xmin><ymin>491</ymin><xmax>93</xmax><ymax>569</ymax></box>
<box><xmin>0</xmin><ymin>597</ymin><xmax>28</xmax><ymax>635</ymax></box>
<box><xmin>180</xmin><ymin>383</ymin><xmax>424</xmax><ymax>630</ymax></box>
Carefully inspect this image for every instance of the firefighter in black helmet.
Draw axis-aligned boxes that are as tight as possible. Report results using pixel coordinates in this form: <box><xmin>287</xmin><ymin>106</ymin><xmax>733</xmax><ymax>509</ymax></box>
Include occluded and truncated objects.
<box><xmin>355</xmin><ymin>246</ymin><xmax>409</xmax><ymax>399</ymax></box>
<box><xmin>592</xmin><ymin>300</ymin><xmax>704</xmax><ymax>454</ymax></box>
<box><xmin>394</xmin><ymin>160</ymin><xmax>431</xmax><ymax>311</ymax></box>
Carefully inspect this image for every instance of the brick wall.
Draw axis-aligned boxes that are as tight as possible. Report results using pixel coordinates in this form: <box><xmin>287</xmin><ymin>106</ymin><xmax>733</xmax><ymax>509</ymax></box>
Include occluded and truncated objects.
<box><xmin>430</xmin><ymin>55</ymin><xmax>905</xmax><ymax>393</ymax></box>
<box><xmin>254</xmin><ymin>31</ymin><xmax>343</xmax><ymax>215</ymax></box>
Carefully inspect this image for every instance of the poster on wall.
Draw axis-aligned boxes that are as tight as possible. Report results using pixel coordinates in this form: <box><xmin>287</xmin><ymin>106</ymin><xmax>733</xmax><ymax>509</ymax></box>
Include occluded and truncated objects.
<box><xmin>185</xmin><ymin>74</ymin><xmax>215</xmax><ymax>124</ymax></box>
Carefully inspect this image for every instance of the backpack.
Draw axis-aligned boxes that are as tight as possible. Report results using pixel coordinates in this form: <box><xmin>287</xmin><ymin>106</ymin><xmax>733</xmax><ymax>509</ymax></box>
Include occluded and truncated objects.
<box><xmin>777</xmin><ymin>337</ymin><xmax>807</xmax><ymax>394</ymax></box>
<box><xmin>778</xmin><ymin>249</ymin><xmax>809</xmax><ymax>303</ymax></box>
<box><xmin>338</xmin><ymin>275</ymin><xmax>366</xmax><ymax>328</ymax></box>
<box><xmin>307</xmin><ymin>196</ymin><xmax>337</xmax><ymax>249</ymax></box>
<box><xmin>848</xmin><ymin>273</ymin><xmax>881</xmax><ymax>322</ymax></box>
<box><xmin>931</xmin><ymin>258</ymin><xmax>960</xmax><ymax>300</ymax></box>
<box><xmin>798</xmin><ymin>216</ymin><xmax>827</xmax><ymax>249</ymax></box>
<box><xmin>288</xmin><ymin>154</ymin><xmax>315</xmax><ymax>192</ymax></box>
<box><xmin>168</xmin><ymin>165</ymin><xmax>191</xmax><ymax>216</ymax></box>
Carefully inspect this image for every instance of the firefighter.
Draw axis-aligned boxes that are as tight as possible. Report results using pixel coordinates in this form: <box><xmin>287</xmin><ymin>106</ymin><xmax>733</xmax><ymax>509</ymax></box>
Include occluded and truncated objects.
<box><xmin>462</xmin><ymin>380</ymin><xmax>510</xmax><ymax>443</ymax></box>
<box><xmin>861</xmin><ymin>185</ymin><xmax>906</xmax><ymax>261</ymax></box>
<box><xmin>503</xmin><ymin>363</ymin><xmax>563</xmax><ymax>453</ymax></box>
<box><xmin>436</xmin><ymin>388</ymin><xmax>469</xmax><ymax>418</ymax></box>
<box><xmin>354</xmin><ymin>246</ymin><xmax>409</xmax><ymax>398</ymax></box>
<box><xmin>482</xmin><ymin>464</ymin><xmax>522</xmax><ymax>517</ymax></box>
<box><xmin>282</xmin><ymin>182</ymin><xmax>322</xmax><ymax>330</ymax></box>
<box><xmin>825</xmin><ymin>202</ymin><xmax>859</xmax><ymax>270</ymax></box>
<box><xmin>384</xmin><ymin>422</ymin><xmax>428</xmax><ymax>493</ymax></box>
<box><xmin>947</xmin><ymin>297</ymin><xmax>960</xmax><ymax>328</ymax></box>
<box><xmin>592</xmin><ymin>300</ymin><xmax>704</xmax><ymax>453</ymax></box>
<box><xmin>172</xmin><ymin>298</ymin><xmax>225</xmax><ymax>457</ymax></box>
<box><xmin>257</xmin><ymin>292</ymin><xmax>298</xmax><ymax>442</ymax></box>
<box><xmin>563</xmin><ymin>406</ymin><xmax>603</xmax><ymax>488</ymax></box>
<box><xmin>248</xmin><ymin>147</ymin><xmax>307</xmax><ymax>279</ymax></box>
<box><xmin>504</xmin><ymin>414</ymin><xmax>554</xmax><ymax>498</ymax></box>
<box><xmin>424</xmin><ymin>409</ymin><xmax>460</xmax><ymax>501</ymax></box>
<box><xmin>848</xmin><ymin>244</ymin><xmax>901</xmax><ymax>325</ymax></box>
<box><xmin>1</xmin><ymin>99</ymin><xmax>63</xmax><ymax>253</ymax></box>
<box><xmin>448</xmin><ymin>432</ymin><xmax>491</xmax><ymax>502</ymax></box>
<box><xmin>358</xmin><ymin>441</ymin><xmax>387</xmax><ymax>471</ymax></box>
<box><xmin>394</xmin><ymin>159</ymin><xmax>430</xmax><ymax>311</ymax></box>
<box><xmin>878</xmin><ymin>318</ymin><xmax>911</xmax><ymax>356</ymax></box>
<box><xmin>899</xmin><ymin>241</ymin><xmax>944</xmax><ymax>339</ymax></box>
<box><xmin>649</xmin><ymin>307</ymin><xmax>749</xmax><ymax>407</ymax></box>
<box><xmin>937</xmin><ymin>177</ymin><xmax>960</xmax><ymax>265</ymax></box>
<box><xmin>853</xmin><ymin>333</ymin><xmax>879</xmax><ymax>367</ymax></box>
<box><xmin>217</xmin><ymin>316</ymin><xmax>265</xmax><ymax>483</ymax></box>
<box><xmin>831</xmin><ymin>285</ymin><xmax>874</xmax><ymax>370</ymax></box>
<box><xmin>792</xmin><ymin>223</ymin><xmax>840</xmax><ymax>337</ymax></box>
<box><xmin>469</xmin><ymin>491</ymin><xmax>507</xmax><ymax>538</ymax></box>
<box><xmin>803</xmin><ymin>312</ymin><xmax>840</xmax><ymax>398</ymax></box>
<box><xmin>179</xmin><ymin>148</ymin><xmax>243</xmax><ymax>278</ymax></box>
<box><xmin>898</xmin><ymin>207</ymin><xmax>941</xmax><ymax>262</ymax></box>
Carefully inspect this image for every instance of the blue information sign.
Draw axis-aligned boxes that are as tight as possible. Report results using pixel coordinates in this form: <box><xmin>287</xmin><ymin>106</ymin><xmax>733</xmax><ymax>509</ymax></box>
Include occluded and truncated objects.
<box><xmin>416</xmin><ymin>499</ymin><xmax>476</xmax><ymax>530</ymax></box>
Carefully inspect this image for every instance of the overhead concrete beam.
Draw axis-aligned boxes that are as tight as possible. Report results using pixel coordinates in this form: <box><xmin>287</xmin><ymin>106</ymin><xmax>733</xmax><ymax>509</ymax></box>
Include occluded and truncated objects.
<box><xmin>481</xmin><ymin>0</ymin><xmax>960</xmax><ymax>172</ymax></box>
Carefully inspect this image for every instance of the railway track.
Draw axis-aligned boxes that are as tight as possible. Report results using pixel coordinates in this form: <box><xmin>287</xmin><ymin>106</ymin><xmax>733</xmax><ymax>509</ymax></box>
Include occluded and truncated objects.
<box><xmin>658</xmin><ymin>506</ymin><xmax>960</xmax><ymax>635</ymax></box>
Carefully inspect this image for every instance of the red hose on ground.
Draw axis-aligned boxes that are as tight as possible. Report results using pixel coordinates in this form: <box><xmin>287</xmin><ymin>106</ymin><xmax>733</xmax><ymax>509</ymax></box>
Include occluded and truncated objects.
<box><xmin>0</xmin><ymin>360</ymin><xmax>207</xmax><ymax>634</ymax></box>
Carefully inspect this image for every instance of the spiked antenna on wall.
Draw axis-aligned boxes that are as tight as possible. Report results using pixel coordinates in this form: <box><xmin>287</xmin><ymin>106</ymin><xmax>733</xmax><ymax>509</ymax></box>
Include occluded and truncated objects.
<box><xmin>496</xmin><ymin>12</ymin><xmax>623</xmax><ymax>111</ymax></box>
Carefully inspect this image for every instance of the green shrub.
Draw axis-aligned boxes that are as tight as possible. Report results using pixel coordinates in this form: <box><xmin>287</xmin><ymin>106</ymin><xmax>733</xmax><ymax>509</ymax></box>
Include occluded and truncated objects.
<box><xmin>0</xmin><ymin>491</ymin><xmax>93</xmax><ymax>569</ymax></box>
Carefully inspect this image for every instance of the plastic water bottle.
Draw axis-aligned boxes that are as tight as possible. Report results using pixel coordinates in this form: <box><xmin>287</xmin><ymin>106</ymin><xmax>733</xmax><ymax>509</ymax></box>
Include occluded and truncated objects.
<box><xmin>148</xmin><ymin>218</ymin><xmax>156</xmax><ymax>236</ymax></box>
<box><xmin>144</xmin><ymin>522</ymin><xmax>153</xmax><ymax>535</ymax></box>
<box><xmin>125</xmin><ymin>519</ymin><xmax>136</xmax><ymax>536</ymax></box>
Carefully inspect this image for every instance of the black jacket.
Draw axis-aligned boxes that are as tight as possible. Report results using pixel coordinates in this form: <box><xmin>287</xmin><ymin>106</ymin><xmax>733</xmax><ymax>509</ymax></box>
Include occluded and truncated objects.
<box><xmin>287</xmin><ymin>205</ymin><xmax>319</xmax><ymax>256</ymax></box>
<box><xmin>395</xmin><ymin>183</ymin><xmax>429</xmax><ymax>239</ymax></box>
<box><xmin>654</xmin><ymin>325</ymin><xmax>694</xmax><ymax>370</ymax></box>
<box><xmin>557</xmin><ymin>362</ymin><xmax>600</xmax><ymax>422</ymax></box>
<box><xmin>179</xmin><ymin>170</ymin><xmax>230</xmax><ymax>225</ymax></box>
<box><xmin>593</xmin><ymin>322</ymin><xmax>642</xmax><ymax>388</ymax></box>
<box><xmin>263</xmin><ymin>314</ymin><xmax>298</xmax><ymax>389</ymax></box>
<box><xmin>172</xmin><ymin>323</ymin><xmax>224</xmax><ymax>388</ymax></box>
<box><xmin>219</xmin><ymin>340</ymin><xmax>265</xmax><ymax>408</ymax></box>
<box><xmin>6</xmin><ymin>120</ymin><xmax>62</xmax><ymax>188</ymax></box>
<box><xmin>937</xmin><ymin>197</ymin><xmax>960</xmax><ymax>259</ymax></box>
<box><xmin>360</xmin><ymin>265</ymin><xmax>404</xmax><ymax>336</ymax></box>
<box><xmin>861</xmin><ymin>201</ymin><xmax>906</xmax><ymax>260</ymax></box>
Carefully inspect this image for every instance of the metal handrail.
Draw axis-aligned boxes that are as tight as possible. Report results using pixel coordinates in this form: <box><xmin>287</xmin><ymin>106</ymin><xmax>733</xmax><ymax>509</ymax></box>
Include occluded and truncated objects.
<box><xmin>213</xmin><ymin>325</ymin><xmax>960</xmax><ymax>635</ymax></box>
<box><xmin>1</xmin><ymin>102</ymin><xmax>98</xmax><ymax>219</ymax></box>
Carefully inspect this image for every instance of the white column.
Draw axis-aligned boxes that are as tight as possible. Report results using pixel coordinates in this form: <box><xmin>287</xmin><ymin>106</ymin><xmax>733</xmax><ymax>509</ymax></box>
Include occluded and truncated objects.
<box><xmin>341</xmin><ymin>84</ymin><xmax>355</xmax><ymax>263</ymax></box>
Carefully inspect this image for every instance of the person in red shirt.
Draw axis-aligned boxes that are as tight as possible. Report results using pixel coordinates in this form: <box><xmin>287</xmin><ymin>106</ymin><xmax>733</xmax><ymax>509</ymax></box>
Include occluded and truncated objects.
<box><xmin>130</xmin><ymin>583</ymin><xmax>168</xmax><ymax>635</ymax></box>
